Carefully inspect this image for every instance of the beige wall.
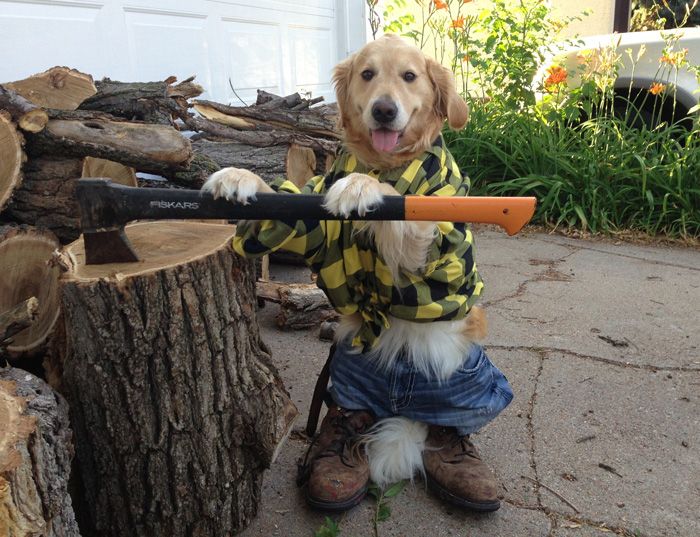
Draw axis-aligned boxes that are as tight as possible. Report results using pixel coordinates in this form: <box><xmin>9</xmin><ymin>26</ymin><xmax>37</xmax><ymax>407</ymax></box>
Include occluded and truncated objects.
<box><xmin>551</xmin><ymin>0</ymin><xmax>615</xmax><ymax>37</ymax></box>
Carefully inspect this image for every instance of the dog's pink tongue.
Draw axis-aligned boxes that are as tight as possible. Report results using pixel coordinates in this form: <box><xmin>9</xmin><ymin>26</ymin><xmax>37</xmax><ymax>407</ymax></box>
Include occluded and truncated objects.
<box><xmin>371</xmin><ymin>129</ymin><xmax>400</xmax><ymax>152</ymax></box>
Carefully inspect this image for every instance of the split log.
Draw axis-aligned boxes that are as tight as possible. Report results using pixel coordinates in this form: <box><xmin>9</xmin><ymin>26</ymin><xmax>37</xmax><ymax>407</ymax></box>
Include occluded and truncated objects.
<box><xmin>193</xmin><ymin>98</ymin><xmax>339</xmax><ymax>139</ymax></box>
<box><xmin>0</xmin><ymin>111</ymin><xmax>24</xmax><ymax>211</ymax></box>
<box><xmin>5</xmin><ymin>66</ymin><xmax>96</xmax><ymax>110</ymax></box>
<box><xmin>0</xmin><ymin>226</ymin><xmax>61</xmax><ymax>358</ymax></box>
<box><xmin>190</xmin><ymin>138</ymin><xmax>288</xmax><ymax>182</ymax></box>
<box><xmin>5</xmin><ymin>156</ymin><xmax>136</xmax><ymax>243</ymax></box>
<box><xmin>187</xmin><ymin>114</ymin><xmax>339</xmax><ymax>153</ymax></box>
<box><xmin>60</xmin><ymin>221</ymin><xmax>299</xmax><ymax>537</ymax></box>
<box><xmin>0</xmin><ymin>85</ymin><xmax>49</xmax><ymax>133</ymax></box>
<box><xmin>256</xmin><ymin>281</ymin><xmax>338</xmax><ymax>330</ymax></box>
<box><xmin>0</xmin><ymin>367</ymin><xmax>79</xmax><ymax>537</ymax></box>
<box><xmin>1</xmin><ymin>297</ymin><xmax>39</xmax><ymax>350</ymax></box>
<box><xmin>26</xmin><ymin>117</ymin><xmax>192</xmax><ymax>176</ymax></box>
<box><xmin>79</xmin><ymin>76</ymin><xmax>203</xmax><ymax>125</ymax></box>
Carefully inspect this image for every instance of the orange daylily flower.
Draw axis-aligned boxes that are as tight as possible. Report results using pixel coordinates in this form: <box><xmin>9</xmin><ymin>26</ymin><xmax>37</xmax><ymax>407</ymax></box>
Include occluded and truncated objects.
<box><xmin>544</xmin><ymin>65</ymin><xmax>567</xmax><ymax>89</ymax></box>
<box><xmin>434</xmin><ymin>0</ymin><xmax>448</xmax><ymax>9</ymax></box>
<box><xmin>660</xmin><ymin>48</ymin><xmax>688</xmax><ymax>66</ymax></box>
<box><xmin>450</xmin><ymin>16</ymin><xmax>465</xmax><ymax>29</ymax></box>
<box><xmin>649</xmin><ymin>82</ymin><xmax>666</xmax><ymax>95</ymax></box>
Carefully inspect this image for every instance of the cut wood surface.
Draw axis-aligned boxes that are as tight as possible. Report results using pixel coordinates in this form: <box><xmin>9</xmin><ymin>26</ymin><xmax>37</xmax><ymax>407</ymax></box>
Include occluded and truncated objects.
<box><xmin>27</xmin><ymin>117</ymin><xmax>192</xmax><ymax>175</ymax></box>
<box><xmin>0</xmin><ymin>367</ymin><xmax>79</xmax><ymax>537</ymax></box>
<box><xmin>61</xmin><ymin>221</ymin><xmax>298</xmax><ymax>537</ymax></box>
<box><xmin>286</xmin><ymin>143</ymin><xmax>317</xmax><ymax>188</ymax></box>
<box><xmin>5</xmin><ymin>66</ymin><xmax>96</xmax><ymax>110</ymax></box>
<box><xmin>81</xmin><ymin>156</ymin><xmax>136</xmax><ymax>186</ymax></box>
<box><xmin>0</xmin><ymin>226</ymin><xmax>61</xmax><ymax>357</ymax></box>
<box><xmin>256</xmin><ymin>280</ymin><xmax>338</xmax><ymax>330</ymax></box>
<box><xmin>0</xmin><ymin>111</ymin><xmax>24</xmax><ymax>211</ymax></box>
<box><xmin>0</xmin><ymin>85</ymin><xmax>49</xmax><ymax>133</ymax></box>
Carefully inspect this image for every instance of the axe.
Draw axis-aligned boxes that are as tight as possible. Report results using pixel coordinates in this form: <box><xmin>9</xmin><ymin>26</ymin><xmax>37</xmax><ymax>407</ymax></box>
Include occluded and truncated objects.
<box><xmin>75</xmin><ymin>178</ymin><xmax>536</xmax><ymax>265</ymax></box>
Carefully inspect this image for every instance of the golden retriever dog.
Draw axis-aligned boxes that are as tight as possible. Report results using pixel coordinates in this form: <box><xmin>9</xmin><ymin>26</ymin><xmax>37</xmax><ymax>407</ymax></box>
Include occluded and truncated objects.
<box><xmin>203</xmin><ymin>35</ymin><xmax>502</xmax><ymax>503</ymax></box>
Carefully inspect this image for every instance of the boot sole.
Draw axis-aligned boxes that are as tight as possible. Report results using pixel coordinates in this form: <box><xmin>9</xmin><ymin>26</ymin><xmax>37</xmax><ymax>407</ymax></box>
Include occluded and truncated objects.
<box><xmin>425</xmin><ymin>473</ymin><xmax>501</xmax><ymax>512</ymax></box>
<box><xmin>305</xmin><ymin>484</ymin><xmax>368</xmax><ymax>513</ymax></box>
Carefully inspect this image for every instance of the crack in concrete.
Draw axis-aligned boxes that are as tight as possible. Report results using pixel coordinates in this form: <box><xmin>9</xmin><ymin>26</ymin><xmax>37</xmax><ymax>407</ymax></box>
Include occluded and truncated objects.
<box><xmin>505</xmin><ymin>350</ymin><xmax>651</xmax><ymax>537</ymax></box>
<box><xmin>531</xmin><ymin>235</ymin><xmax>700</xmax><ymax>272</ymax></box>
<box><xmin>547</xmin><ymin>510</ymin><xmax>643</xmax><ymax>537</ymax></box>
<box><xmin>488</xmin><ymin>343</ymin><xmax>700</xmax><ymax>373</ymax></box>
<box><xmin>482</xmin><ymin>249</ymin><xmax>579</xmax><ymax>309</ymax></box>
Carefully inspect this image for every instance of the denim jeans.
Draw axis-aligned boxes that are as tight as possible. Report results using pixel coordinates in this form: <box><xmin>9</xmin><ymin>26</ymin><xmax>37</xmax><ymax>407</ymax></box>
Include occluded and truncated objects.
<box><xmin>328</xmin><ymin>341</ymin><xmax>513</xmax><ymax>436</ymax></box>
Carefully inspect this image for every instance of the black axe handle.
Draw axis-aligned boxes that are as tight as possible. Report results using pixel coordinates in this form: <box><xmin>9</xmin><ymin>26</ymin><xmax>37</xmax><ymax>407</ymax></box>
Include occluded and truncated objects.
<box><xmin>76</xmin><ymin>178</ymin><xmax>536</xmax><ymax>264</ymax></box>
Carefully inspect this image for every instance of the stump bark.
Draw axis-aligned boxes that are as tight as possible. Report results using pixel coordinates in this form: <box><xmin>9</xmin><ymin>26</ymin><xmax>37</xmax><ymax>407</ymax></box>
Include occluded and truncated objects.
<box><xmin>60</xmin><ymin>221</ymin><xmax>298</xmax><ymax>537</ymax></box>
<box><xmin>0</xmin><ymin>367</ymin><xmax>79</xmax><ymax>537</ymax></box>
<box><xmin>0</xmin><ymin>226</ymin><xmax>61</xmax><ymax>358</ymax></box>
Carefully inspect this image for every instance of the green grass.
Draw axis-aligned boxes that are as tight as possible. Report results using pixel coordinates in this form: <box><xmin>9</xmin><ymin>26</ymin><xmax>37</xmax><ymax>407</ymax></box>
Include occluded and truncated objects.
<box><xmin>446</xmin><ymin>103</ymin><xmax>700</xmax><ymax>239</ymax></box>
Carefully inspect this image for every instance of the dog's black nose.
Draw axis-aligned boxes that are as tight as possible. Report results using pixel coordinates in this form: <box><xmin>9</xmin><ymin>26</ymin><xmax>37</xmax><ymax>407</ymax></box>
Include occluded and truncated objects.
<box><xmin>372</xmin><ymin>99</ymin><xmax>398</xmax><ymax>124</ymax></box>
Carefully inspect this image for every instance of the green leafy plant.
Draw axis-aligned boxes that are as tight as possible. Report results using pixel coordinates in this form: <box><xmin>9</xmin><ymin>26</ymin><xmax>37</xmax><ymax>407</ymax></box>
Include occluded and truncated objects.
<box><xmin>367</xmin><ymin>481</ymin><xmax>406</xmax><ymax>537</ymax></box>
<box><xmin>376</xmin><ymin>0</ymin><xmax>700</xmax><ymax>239</ymax></box>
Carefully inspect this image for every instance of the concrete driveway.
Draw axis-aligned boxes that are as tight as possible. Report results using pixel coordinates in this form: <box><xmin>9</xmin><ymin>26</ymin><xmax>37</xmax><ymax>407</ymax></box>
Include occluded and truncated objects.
<box><xmin>240</xmin><ymin>229</ymin><xmax>700</xmax><ymax>537</ymax></box>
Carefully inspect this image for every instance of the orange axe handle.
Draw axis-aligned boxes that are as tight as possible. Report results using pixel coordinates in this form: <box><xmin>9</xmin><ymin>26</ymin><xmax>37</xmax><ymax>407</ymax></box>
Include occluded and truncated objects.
<box><xmin>405</xmin><ymin>196</ymin><xmax>536</xmax><ymax>236</ymax></box>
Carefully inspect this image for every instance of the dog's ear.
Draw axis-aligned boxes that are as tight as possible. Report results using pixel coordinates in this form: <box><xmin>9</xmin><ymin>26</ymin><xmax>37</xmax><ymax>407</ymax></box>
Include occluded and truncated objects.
<box><xmin>332</xmin><ymin>54</ymin><xmax>354</xmax><ymax>129</ymax></box>
<box><xmin>426</xmin><ymin>58</ymin><xmax>469</xmax><ymax>130</ymax></box>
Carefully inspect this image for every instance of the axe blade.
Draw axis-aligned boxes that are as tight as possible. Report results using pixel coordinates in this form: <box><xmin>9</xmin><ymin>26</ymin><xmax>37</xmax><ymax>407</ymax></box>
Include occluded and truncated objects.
<box><xmin>83</xmin><ymin>228</ymin><xmax>139</xmax><ymax>265</ymax></box>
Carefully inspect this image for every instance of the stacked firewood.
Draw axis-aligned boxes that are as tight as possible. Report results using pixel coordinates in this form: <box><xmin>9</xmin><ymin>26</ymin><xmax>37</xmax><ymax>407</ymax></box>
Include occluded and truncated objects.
<box><xmin>0</xmin><ymin>65</ymin><xmax>339</xmax><ymax>537</ymax></box>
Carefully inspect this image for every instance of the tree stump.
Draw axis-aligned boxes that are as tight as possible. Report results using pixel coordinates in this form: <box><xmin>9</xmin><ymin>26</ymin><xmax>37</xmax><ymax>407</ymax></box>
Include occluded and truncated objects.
<box><xmin>60</xmin><ymin>221</ymin><xmax>299</xmax><ymax>537</ymax></box>
<box><xmin>0</xmin><ymin>226</ymin><xmax>62</xmax><ymax>358</ymax></box>
<box><xmin>0</xmin><ymin>367</ymin><xmax>79</xmax><ymax>537</ymax></box>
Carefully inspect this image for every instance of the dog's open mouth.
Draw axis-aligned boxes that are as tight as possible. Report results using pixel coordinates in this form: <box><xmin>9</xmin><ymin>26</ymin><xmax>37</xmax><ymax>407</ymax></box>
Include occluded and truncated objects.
<box><xmin>371</xmin><ymin>128</ymin><xmax>403</xmax><ymax>153</ymax></box>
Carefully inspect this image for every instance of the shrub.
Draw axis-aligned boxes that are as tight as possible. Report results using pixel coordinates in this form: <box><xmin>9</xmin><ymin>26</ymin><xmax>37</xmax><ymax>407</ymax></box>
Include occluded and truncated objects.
<box><xmin>374</xmin><ymin>0</ymin><xmax>700</xmax><ymax>238</ymax></box>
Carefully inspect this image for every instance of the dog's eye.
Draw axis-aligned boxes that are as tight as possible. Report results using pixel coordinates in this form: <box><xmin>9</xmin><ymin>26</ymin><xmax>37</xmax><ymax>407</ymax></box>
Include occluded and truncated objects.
<box><xmin>361</xmin><ymin>70</ymin><xmax>374</xmax><ymax>81</ymax></box>
<box><xmin>403</xmin><ymin>71</ymin><xmax>416</xmax><ymax>82</ymax></box>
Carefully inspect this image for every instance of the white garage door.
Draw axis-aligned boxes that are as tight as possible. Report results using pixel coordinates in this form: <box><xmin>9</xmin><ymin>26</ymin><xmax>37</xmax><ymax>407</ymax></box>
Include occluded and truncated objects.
<box><xmin>0</xmin><ymin>0</ymin><xmax>367</xmax><ymax>103</ymax></box>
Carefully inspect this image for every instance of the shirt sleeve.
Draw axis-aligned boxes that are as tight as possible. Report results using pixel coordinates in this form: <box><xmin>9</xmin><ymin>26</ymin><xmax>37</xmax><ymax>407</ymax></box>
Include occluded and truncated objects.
<box><xmin>231</xmin><ymin>175</ymin><xmax>328</xmax><ymax>262</ymax></box>
<box><xmin>415</xmin><ymin>153</ymin><xmax>484</xmax><ymax>306</ymax></box>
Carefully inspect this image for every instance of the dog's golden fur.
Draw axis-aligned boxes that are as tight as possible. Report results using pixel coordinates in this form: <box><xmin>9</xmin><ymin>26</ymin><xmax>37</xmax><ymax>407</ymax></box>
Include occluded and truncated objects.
<box><xmin>332</xmin><ymin>34</ymin><xmax>468</xmax><ymax>170</ymax></box>
<box><xmin>203</xmin><ymin>36</ymin><xmax>487</xmax><ymax>486</ymax></box>
<box><xmin>330</xmin><ymin>34</ymin><xmax>484</xmax><ymax>346</ymax></box>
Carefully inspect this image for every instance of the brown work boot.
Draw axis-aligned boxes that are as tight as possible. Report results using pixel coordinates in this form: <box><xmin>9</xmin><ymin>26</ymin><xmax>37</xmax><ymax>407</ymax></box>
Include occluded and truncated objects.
<box><xmin>297</xmin><ymin>406</ymin><xmax>375</xmax><ymax>512</ymax></box>
<box><xmin>422</xmin><ymin>426</ymin><xmax>501</xmax><ymax>512</ymax></box>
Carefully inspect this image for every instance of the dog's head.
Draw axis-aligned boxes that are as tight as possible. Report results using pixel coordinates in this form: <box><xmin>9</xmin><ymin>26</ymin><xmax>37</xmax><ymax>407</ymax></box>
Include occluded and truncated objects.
<box><xmin>333</xmin><ymin>34</ymin><xmax>469</xmax><ymax>170</ymax></box>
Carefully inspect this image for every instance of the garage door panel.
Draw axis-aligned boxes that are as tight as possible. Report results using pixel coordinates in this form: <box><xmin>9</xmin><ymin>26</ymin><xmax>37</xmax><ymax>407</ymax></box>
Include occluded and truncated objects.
<box><xmin>221</xmin><ymin>19</ymin><xmax>283</xmax><ymax>104</ymax></box>
<box><xmin>123</xmin><ymin>7</ymin><xmax>211</xmax><ymax>90</ymax></box>
<box><xmin>0</xmin><ymin>0</ymin><xmax>104</xmax><ymax>78</ymax></box>
<box><xmin>289</xmin><ymin>26</ymin><xmax>334</xmax><ymax>100</ymax></box>
<box><xmin>0</xmin><ymin>0</ymin><xmax>363</xmax><ymax>102</ymax></box>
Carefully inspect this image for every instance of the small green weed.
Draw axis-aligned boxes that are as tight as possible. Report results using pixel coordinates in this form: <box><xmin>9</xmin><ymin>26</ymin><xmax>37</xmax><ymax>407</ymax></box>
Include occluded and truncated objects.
<box><xmin>367</xmin><ymin>481</ymin><xmax>406</xmax><ymax>537</ymax></box>
<box><xmin>313</xmin><ymin>516</ymin><xmax>341</xmax><ymax>537</ymax></box>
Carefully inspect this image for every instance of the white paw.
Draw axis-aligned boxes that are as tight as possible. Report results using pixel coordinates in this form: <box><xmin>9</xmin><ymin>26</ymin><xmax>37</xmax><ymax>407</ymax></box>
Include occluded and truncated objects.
<box><xmin>323</xmin><ymin>173</ymin><xmax>385</xmax><ymax>218</ymax></box>
<box><xmin>201</xmin><ymin>167</ymin><xmax>266</xmax><ymax>205</ymax></box>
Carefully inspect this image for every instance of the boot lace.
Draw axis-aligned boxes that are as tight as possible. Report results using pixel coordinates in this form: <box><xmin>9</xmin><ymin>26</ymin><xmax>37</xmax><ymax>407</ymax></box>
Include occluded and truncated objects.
<box><xmin>296</xmin><ymin>411</ymin><xmax>367</xmax><ymax>486</ymax></box>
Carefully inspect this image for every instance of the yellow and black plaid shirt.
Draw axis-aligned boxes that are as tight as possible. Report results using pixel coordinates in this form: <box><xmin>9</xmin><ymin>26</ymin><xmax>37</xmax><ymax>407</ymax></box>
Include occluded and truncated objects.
<box><xmin>234</xmin><ymin>135</ymin><xmax>484</xmax><ymax>350</ymax></box>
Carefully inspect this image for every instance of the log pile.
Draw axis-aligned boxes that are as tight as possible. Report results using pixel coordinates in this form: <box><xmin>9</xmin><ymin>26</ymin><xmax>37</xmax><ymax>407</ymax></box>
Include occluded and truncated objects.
<box><xmin>0</xmin><ymin>65</ymin><xmax>342</xmax><ymax>537</ymax></box>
